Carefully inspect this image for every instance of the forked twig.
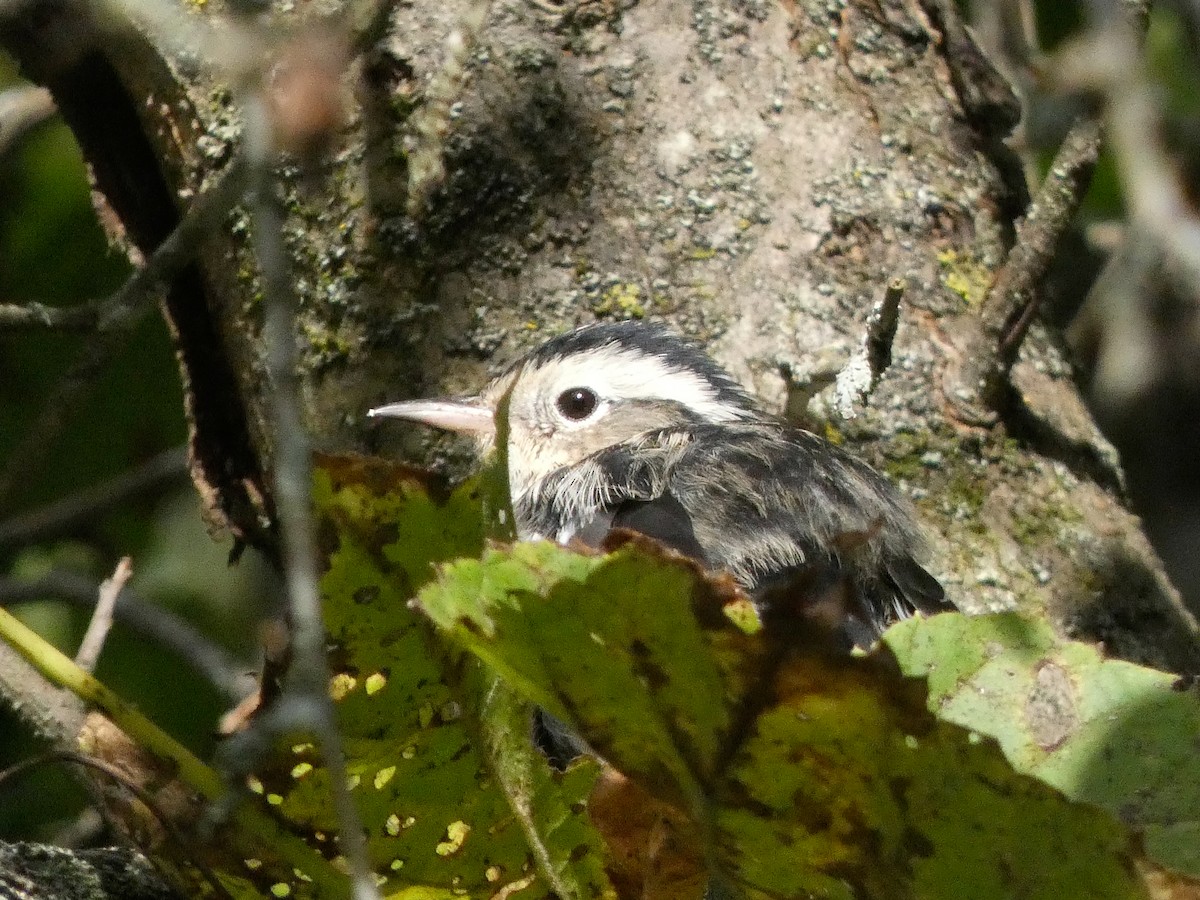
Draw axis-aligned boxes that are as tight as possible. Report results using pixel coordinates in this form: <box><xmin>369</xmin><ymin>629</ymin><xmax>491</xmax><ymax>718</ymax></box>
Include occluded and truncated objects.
<box><xmin>75</xmin><ymin>557</ymin><xmax>133</xmax><ymax>674</ymax></box>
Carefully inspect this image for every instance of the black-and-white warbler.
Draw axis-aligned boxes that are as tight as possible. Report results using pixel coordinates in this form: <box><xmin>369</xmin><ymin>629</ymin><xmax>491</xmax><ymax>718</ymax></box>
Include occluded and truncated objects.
<box><xmin>370</xmin><ymin>321</ymin><xmax>948</xmax><ymax>647</ymax></box>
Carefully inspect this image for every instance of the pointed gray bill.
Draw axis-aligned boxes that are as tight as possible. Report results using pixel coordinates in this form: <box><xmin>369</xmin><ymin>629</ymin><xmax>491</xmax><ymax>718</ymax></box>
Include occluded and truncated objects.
<box><xmin>367</xmin><ymin>398</ymin><xmax>495</xmax><ymax>435</ymax></box>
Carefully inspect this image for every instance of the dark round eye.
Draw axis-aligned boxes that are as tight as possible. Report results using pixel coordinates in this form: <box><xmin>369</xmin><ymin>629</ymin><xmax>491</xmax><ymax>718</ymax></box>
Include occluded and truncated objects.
<box><xmin>556</xmin><ymin>387</ymin><xmax>598</xmax><ymax>421</ymax></box>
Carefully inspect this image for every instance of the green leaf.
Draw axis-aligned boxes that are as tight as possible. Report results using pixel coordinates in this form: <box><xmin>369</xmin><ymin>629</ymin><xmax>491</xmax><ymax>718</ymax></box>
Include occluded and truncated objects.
<box><xmin>419</xmin><ymin>537</ymin><xmax>1156</xmax><ymax>899</ymax></box>
<box><xmin>418</xmin><ymin>539</ymin><xmax>766</xmax><ymax>817</ymax></box>
<box><xmin>885</xmin><ymin>611</ymin><xmax>1200</xmax><ymax>879</ymax></box>
<box><xmin>238</xmin><ymin>455</ymin><xmax>613</xmax><ymax>899</ymax></box>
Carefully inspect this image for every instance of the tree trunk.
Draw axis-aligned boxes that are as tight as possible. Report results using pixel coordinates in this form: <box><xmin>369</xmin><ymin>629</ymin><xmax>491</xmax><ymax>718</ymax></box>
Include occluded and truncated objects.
<box><xmin>2</xmin><ymin>0</ymin><xmax>1196</xmax><ymax>668</ymax></box>
<box><xmin>4</xmin><ymin>0</ymin><xmax>1200</xmax><ymax>894</ymax></box>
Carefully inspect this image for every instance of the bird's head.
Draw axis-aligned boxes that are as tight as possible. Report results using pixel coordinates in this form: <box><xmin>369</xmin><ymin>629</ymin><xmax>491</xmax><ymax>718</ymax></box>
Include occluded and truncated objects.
<box><xmin>368</xmin><ymin>322</ymin><xmax>760</xmax><ymax>500</ymax></box>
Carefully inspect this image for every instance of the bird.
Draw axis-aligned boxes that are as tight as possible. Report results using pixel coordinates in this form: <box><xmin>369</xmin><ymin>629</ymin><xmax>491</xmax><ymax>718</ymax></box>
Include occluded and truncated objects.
<box><xmin>368</xmin><ymin>321</ymin><xmax>949</xmax><ymax>648</ymax></box>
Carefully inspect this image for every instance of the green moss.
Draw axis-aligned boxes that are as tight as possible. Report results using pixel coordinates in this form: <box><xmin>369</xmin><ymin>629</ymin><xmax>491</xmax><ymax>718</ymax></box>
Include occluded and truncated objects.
<box><xmin>302</xmin><ymin>323</ymin><xmax>353</xmax><ymax>362</ymax></box>
<box><xmin>946</xmin><ymin>473</ymin><xmax>990</xmax><ymax>535</ymax></box>
<box><xmin>593</xmin><ymin>283</ymin><xmax>646</xmax><ymax>319</ymax></box>
<box><xmin>882</xmin><ymin>455</ymin><xmax>924</xmax><ymax>483</ymax></box>
<box><xmin>880</xmin><ymin>431</ymin><xmax>934</xmax><ymax>482</ymax></box>
<box><xmin>1010</xmin><ymin>498</ymin><xmax>1084</xmax><ymax>548</ymax></box>
<box><xmin>688</xmin><ymin>246</ymin><xmax>717</xmax><ymax>260</ymax></box>
<box><xmin>390</xmin><ymin>92</ymin><xmax>418</xmax><ymax>122</ymax></box>
<box><xmin>936</xmin><ymin>249</ymin><xmax>993</xmax><ymax>306</ymax></box>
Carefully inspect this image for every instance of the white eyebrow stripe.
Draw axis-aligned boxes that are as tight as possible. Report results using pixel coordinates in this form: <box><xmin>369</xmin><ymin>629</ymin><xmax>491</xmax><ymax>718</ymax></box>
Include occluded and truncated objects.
<box><xmin>529</xmin><ymin>345</ymin><xmax>753</xmax><ymax>422</ymax></box>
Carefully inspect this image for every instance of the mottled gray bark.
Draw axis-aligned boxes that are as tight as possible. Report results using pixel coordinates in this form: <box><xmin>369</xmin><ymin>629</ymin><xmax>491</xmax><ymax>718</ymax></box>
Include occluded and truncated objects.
<box><xmin>3</xmin><ymin>0</ymin><xmax>1200</xmax><ymax>892</ymax></box>
<box><xmin>0</xmin><ymin>843</ymin><xmax>178</xmax><ymax>900</ymax></box>
<box><xmin>211</xmin><ymin>0</ymin><xmax>1197</xmax><ymax>667</ymax></box>
<box><xmin>4</xmin><ymin>0</ymin><xmax>1195</xmax><ymax>668</ymax></box>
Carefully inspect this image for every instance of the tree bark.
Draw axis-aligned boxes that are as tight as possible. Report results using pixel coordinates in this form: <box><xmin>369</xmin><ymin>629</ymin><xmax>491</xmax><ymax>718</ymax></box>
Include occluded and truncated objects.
<box><xmin>0</xmin><ymin>842</ymin><xmax>179</xmax><ymax>900</ymax></box>
<box><xmin>2</xmin><ymin>0</ymin><xmax>1196</xmax><ymax>667</ymax></box>
<box><xmin>3</xmin><ymin>0</ymin><xmax>1200</xmax><ymax>893</ymax></box>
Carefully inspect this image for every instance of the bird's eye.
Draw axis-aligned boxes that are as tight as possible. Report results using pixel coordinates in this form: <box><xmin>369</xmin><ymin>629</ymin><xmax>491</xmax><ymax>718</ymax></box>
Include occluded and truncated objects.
<box><xmin>556</xmin><ymin>387</ymin><xmax>599</xmax><ymax>421</ymax></box>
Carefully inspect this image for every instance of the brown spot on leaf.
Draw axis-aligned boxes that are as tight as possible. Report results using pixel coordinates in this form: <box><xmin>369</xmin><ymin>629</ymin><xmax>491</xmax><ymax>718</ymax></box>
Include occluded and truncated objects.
<box><xmin>1025</xmin><ymin>660</ymin><xmax>1078</xmax><ymax>751</ymax></box>
<box><xmin>901</xmin><ymin>826</ymin><xmax>934</xmax><ymax>859</ymax></box>
<box><xmin>589</xmin><ymin>768</ymin><xmax>704</xmax><ymax>900</ymax></box>
<box><xmin>352</xmin><ymin>585</ymin><xmax>381</xmax><ymax>605</ymax></box>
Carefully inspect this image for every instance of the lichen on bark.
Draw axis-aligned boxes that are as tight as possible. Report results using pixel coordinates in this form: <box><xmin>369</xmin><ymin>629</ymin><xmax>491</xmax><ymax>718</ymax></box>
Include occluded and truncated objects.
<box><xmin>12</xmin><ymin>0</ymin><xmax>1198</xmax><ymax>670</ymax></box>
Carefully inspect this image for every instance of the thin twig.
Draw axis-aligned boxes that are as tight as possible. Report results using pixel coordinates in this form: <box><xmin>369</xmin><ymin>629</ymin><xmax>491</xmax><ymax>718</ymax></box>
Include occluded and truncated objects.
<box><xmin>0</xmin><ymin>570</ymin><xmax>251</xmax><ymax>702</ymax></box>
<box><xmin>0</xmin><ymin>84</ymin><xmax>56</xmax><ymax>158</ymax></box>
<box><xmin>74</xmin><ymin>557</ymin><xmax>133</xmax><ymax>674</ymax></box>
<box><xmin>98</xmin><ymin>0</ymin><xmax>261</xmax><ymax>78</ymax></box>
<box><xmin>832</xmin><ymin>278</ymin><xmax>906</xmax><ymax>419</ymax></box>
<box><xmin>0</xmin><ymin>604</ymin><xmax>350</xmax><ymax>891</ymax></box>
<box><xmin>242</xmin><ymin>93</ymin><xmax>379</xmax><ymax>900</ymax></box>
<box><xmin>1071</xmin><ymin>27</ymin><xmax>1200</xmax><ymax>289</ymax></box>
<box><xmin>943</xmin><ymin>116</ymin><xmax>1102</xmax><ymax>424</ymax></box>
<box><xmin>0</xmin><ymin>159</ymin><xmax>246</xmax><ymax>509</ymax></box>
<box><xmin>996</xmin><ymin>118</ymin><xmax>1104</xmax><ymax>364</ymax></box>
<box><xmin>0</xmin><ymin>299</ymin><xmax>103</xmax><ymax>331</ymax></box>
<box><xmin>0</xmin><ymin>445</ymin><xmax>188</xmax><ymax>548</ymax></box>
<box><xmin>0</xmin><ymin>750</ymin><xmax>234</xmax><ymax>900</ymax></box>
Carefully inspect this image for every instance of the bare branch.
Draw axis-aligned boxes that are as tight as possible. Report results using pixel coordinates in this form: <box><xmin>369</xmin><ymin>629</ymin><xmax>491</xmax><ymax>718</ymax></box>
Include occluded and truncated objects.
<box><xmin>943</xmin><ymin>116</ymin><xmax>1102</xmax><ymax>424</ymax></box>
<box><xmin>0</xmin><ymin>300</ymin><xmax>102</xmax><ymax>332</ymax></box>
<box><xmin>74</xmin><ymin>557</ymin><xmax>132</xmax><ymax>674</ymax></box>
<box><xmin>98</xmin><ymin>0</ymin><xmax>261</xmax><ymax>77</ymax></box>
<box><xmin>941</xmin><ymin>3</ymin><xmax>1158</xmax><ymax>426</ymax></box>
<box><xmin>1061</xmin><ymin>27</ymin><xmax>1200</xmax><ymax>289</ymax></box>
<box><xmin>241</xmin><ymin>94</ymin><xmax>379</xmax><ymax>900</ymax></box>
<box><xmin>0</xmin><ymin>84</ymin><xmax>55</xmax><ymax>158</ymax></box>
<box><xmin>0</xmin><ymin>445</ymin><xmax>188</xmax><ymax>549</ymax></box>
<box><xmin>0</xmin><ymin>750</ymin><xmax>233</xmax><ymax>900</ymax></box>
<box><xmin>832</xmin><ymin>278</ymin><xmax>906</xmax><ymax>419</ymax></box>
<box><xmin>0</xmin><ymin>571</ymin><xmax>250</xmax><ymax>702</ymax></box>
<box><xmin>0</xmin><ymin>631</ymin><xmax>85</xmax><ymax>749</ymax></box>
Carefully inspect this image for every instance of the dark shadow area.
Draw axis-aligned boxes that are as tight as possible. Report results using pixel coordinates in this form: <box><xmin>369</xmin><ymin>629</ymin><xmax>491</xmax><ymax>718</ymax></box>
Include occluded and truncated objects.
<box><xmin>355</xmin><ymin>46</ymin><xmax>603</xmax><ymax>457</ymax></box>
<box><xmin>1090</xmin><ymin>379</ymin><xmax>1200</xmax><ymax>621</ymax></box>
<box><xmin>0</xmin><ymin>13</ymin><xmax>274</xmax><ymax>555</ymax></box>
<box><xmin>1062</xmin><ymin>540</ymin><xmax>1200</xmax><ymax>674</ymax></box>
<box><xmin>1002</xmin><ymin>379</ymin><xmax>1128</xmax><ymax>499</ymax></box>
<box><xmin>364</xmin><ymin>58</ymin><xmax>601</xmax><ymax>273</ymax></box>
<box><xmin>1071</xmin><ymin>244</ymin><xmax>1200</xmax><ymax>624</ymax></box>
<box><xmin>1071</xmin><ymin>676</ymin><xmax>1200</xmax><ymax>879</ymax></box>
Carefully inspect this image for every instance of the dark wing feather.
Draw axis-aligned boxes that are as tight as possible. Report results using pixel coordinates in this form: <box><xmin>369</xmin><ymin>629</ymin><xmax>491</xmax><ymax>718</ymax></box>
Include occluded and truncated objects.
<box><xmin>527</xmin><ymin>423</ymin><xmax>950</xmax><ymax>647</ymax></box>
<box><xmin>570</xmin><ymin>496</ymin><xmax>707</xmax><ymax>559</ymax></box>
<box><xmin>608</xmin><ymin>492</ymin><xmax>710</xmax><ymax>562</ymax></box>
<box><xmin>884</xmin><ymin>555</ymin><xmax>949</xmax><ymax>616</ymax></box>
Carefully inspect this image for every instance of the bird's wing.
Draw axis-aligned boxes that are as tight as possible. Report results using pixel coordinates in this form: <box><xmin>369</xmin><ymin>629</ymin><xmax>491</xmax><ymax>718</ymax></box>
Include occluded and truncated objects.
<box><xmin>525</xmin><ymin>425</ymin><xmax>949</xmax><ymax>646</ymax></box>
<box><xmin>659</xmin><ymin>424</ymin><xmax>951</xmax><ymax>642</ymax></box>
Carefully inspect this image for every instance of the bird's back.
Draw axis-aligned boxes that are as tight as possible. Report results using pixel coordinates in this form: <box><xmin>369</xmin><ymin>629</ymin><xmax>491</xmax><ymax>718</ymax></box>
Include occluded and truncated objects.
<box><xmin>518</xmin><ymin>421</ymin><xmax>948</xmax><ymax>645</ymax></box>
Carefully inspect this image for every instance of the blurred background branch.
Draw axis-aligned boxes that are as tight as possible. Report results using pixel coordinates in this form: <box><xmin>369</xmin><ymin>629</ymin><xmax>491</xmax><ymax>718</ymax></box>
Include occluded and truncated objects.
<box><xmin>3</xmin><ymin>0</ymin><xmax>1200</xmax><ymax>872</ymax></box>
<box><xmin>0</xmin><ymin>83</ymin><xmax>53</xmax><ymax>159</ymax></box>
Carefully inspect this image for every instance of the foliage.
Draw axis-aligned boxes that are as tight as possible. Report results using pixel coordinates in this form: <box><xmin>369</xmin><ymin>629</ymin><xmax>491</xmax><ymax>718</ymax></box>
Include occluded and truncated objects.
<box><xmin>0</xmin><ymin>448</ymin><xmax>1175</xmax><ymax>900</ymax></box>
<box><xmin>886</xmin><ymin>613</ymin><xmax>1200</xmax><ymax>878</ymax></box>
<box><xmin>207</xmin><ymin>455</ymin><xmax>613</xmax><ymax>899</ymax></box>
<box><xmin>191</xmin><ymin>457</ymin><xmax>1200</xmax><ymax>897</ymax></box>
<box><xmin>303</xmin><ymin>455</ymin><xmax>1200</xmax><ymax>899</ymax></box>
<box><xmin>5</xmin><ymin>449</ymin><xmax>1200</xmax><ymax>899</ymax></box>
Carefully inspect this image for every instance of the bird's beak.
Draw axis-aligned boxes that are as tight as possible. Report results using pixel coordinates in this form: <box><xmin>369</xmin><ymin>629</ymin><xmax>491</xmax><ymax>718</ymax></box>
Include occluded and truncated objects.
<box><xmin>367</xmin><ymin>398</ymin><xmax>495</xmax><ymax>435</ymax></box>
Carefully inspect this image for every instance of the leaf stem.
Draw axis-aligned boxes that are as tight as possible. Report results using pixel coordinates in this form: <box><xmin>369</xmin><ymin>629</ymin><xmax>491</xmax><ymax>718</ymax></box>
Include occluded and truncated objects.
<box><xmin>0</xmin><ymin>606</ymin><xmax>344</xmax><ymax>892</ymax></box>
